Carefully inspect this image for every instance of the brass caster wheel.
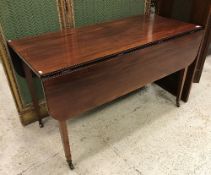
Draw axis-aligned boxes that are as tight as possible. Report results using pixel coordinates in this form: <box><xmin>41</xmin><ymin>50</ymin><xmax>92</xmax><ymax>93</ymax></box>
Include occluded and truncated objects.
<box><xmin>67</xmin><ymin>160</ymin><xmax>75</xmax><ymax>170</ymax></box>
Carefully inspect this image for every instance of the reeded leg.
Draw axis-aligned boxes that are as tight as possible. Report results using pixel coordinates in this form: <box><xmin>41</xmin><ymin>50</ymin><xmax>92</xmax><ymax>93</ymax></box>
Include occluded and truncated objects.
<box><xmin>23</xmin><ymin>63</ymin><xmax>43</xmax><ymax>128</ymax></box>
<box><xmin>176</xmin><ymin>67</ymin><xmax>188</xmax><ymax>107</ymax></box>
<box><xmin>58</xmin><ymin>120</ymin><xmax>74</xmax><ymax>170</ymax></box>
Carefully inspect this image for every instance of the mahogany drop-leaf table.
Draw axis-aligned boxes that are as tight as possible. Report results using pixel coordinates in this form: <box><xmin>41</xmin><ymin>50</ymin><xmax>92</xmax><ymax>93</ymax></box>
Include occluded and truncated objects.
<box><xmin>8</xmin><ymin>14</ymin><xmax>203</xmax><ymax>169</ymax></box>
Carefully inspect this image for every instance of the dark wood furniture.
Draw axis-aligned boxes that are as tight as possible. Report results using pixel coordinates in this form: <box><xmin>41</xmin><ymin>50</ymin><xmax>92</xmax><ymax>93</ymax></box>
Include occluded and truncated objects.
<box><xmin>155</xmin><ymin>0</ymin><xmax>211</xmax><ymax>100</ymax></box>
<box><xmin>8</xmin><ymin>14</ymin><xmax>203</xmax><ymax>169</ymax></box>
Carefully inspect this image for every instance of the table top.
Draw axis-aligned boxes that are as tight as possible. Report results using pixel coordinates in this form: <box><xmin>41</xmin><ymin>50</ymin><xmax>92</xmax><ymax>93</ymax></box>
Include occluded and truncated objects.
<box><xmin>8</xmin><ymin>14</ymin><xmax>202</xmax><ymax>77</ymax></box>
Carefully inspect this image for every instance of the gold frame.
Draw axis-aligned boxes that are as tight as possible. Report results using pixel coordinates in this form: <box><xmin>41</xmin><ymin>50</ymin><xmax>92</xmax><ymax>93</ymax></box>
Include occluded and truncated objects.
<box><xmin>145</xmin><ymin>0</ymin><xmax>152</xmax><ymax>15</ymax></box>
<box><xmin>57</xmin><ymin>0</ymin><xmax>75</xmax><ymax>29</ymax></box>
<box><xmin>0</xmin><ymin>0</ymin><xmax>150</xmax><ymax>125</ymax></box>
<box><xmin>0</xmin><ymin>25</ymin><xmax>49</xmax><ymax>125</ymax></box>
<box><xmin>0</xmin><ymin>25</ymin><xmax>22</xmax><ymax>113</ymax></box>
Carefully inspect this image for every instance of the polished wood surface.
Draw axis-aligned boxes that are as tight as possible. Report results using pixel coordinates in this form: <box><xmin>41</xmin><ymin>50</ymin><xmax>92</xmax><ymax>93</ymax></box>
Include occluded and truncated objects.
<box><xmin>58</xmin><ymin>121</ymin><xmax>74</xmax><ymax>169</ymax></box>
<box><xmin>8</xmin><ymin>14</ymin><xmax>201</xmax><ymax>77</ymax></box>
<box><xmin>156</xmin><ymin>0</ymin><xmax>211</xmax><ymax>85</ymax></box>
<box><xmin>43</xmin><ymin>31</ymin><xmax>203</xmax><ymax>121</ymax></box>
<box><xmin>8</xmin><ymin>14</ymin><xmax>204</xmax><ymax>169</ymax></box>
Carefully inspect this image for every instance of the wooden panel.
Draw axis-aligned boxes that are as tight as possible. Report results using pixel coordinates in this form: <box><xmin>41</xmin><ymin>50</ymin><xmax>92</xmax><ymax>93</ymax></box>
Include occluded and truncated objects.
<box><xmin>193</xmin><ymin>5</ymin><xmax>211</xmax><ymax>83</ymax></box>
<box><xmin>8</xmin><ymin>15</ymin><xmax>200</xmax><ymax>77</ymax></box>
<box><xmin>156</xmin><ymin>58</ymin><xmax>197</xmax><ymax>102</ymax></box>
<box><xmin>156</xmin><ymin>0</ymin><xmax>210</xmax><ymax>25</ymax></box>
<box><xmin>157</xmin><ymin>0</ymin><xmax>175</xmax><ymax>17</ymax></box>
<box><xmin>42</xmin><ymin>31</ymin><xmax>203</xmax><ymax>121</ymax></box>
<box><xmin>191</xmin><ymin>0</ymin><xmax>211</xmax><ymax>26</ymax></box>
<box><xmin>156</xmin><ymin>0</ymin><xmax>211</xmax><ymax>84</ymax></box>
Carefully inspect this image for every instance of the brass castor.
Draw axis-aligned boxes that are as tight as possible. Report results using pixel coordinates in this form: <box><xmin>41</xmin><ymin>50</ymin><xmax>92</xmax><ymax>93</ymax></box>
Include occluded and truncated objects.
<box><xmin>67</xmin><ymin>160</ymin><xmax>75</xmax><ymax>170</ymax></box>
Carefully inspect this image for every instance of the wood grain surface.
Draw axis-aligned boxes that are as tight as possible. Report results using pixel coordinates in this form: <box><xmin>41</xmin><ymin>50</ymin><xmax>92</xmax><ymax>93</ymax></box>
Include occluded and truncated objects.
<box><xmin>42</xmin><ymin>31</ymin><xmax>203</xmax><ymax>121</ymax></box>
<box><xmin>8</xmin><ymin>14</ymin><xmax>202</xmax><ymax>77</ymax></box>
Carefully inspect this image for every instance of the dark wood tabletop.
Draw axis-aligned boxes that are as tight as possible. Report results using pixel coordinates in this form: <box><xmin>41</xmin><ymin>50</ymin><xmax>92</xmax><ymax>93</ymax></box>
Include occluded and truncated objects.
<box><xmin>8</xmin><ymin>13</ymin><xmax>204</xmax><ymax>169</ymax></box>
<box><xmin>8</xmin><ymin>14</ymin><xmax>201</xmax><ymax>77</ymax></box>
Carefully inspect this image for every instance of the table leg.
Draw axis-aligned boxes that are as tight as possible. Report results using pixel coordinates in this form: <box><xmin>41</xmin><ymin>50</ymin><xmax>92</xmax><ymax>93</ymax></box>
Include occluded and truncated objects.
<box><xmin>176</xmin><ymin>67</ymin><xmax>188</xmax><ymax>107</ymax></box>
<box><xmin>23</xmin><ymin>64</ymin><xmax>44</xmax><ymax>128</ymax></box>
<box><xmin>58</xmin><ymin>120</ymin><xmax>74</xmax><ymax>170</ymax></box>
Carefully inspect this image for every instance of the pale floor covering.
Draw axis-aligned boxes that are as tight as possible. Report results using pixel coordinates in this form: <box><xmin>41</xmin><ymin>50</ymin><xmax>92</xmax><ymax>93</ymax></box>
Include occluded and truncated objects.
<box><xmin>0</xmin><ymin>58</ymin><xmax>211</xmax><ymax>175</ymax></box>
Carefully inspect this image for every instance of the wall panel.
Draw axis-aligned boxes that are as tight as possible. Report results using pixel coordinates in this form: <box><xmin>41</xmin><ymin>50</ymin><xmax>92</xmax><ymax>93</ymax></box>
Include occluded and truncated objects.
<box><xmin>74</xmin><ymin>0</ymin><xmax>145</xmax><ymax>27</ymax></box>
<box><xmin>0</xmin><ymin>0</ymin><xmax>60</xmax><ymax>105</ymax></box>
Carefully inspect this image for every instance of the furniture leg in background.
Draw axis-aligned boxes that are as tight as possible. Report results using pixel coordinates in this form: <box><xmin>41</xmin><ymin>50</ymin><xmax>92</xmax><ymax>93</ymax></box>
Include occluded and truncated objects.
<box><xmin>58</xmin><ymin>120</ymin><xmax>74</xmax><ymax>169</ymax></box>
<box><xmin>194</xmin><ymin>6</ymin><xmax>211</xmax><ymax>83</ymax></box>
<box><xmin>23</xmin><ymin>63</ymin><xmax>44</xmax><ymax>128</ymax></box>
<box><xmin>176</xmin><ymin>67</ymin><xmax>188</xmax><ymax>107</ymax></box>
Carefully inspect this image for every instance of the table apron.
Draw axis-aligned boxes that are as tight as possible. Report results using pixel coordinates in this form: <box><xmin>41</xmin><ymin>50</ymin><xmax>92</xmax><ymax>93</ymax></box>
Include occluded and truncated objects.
<box><xmin>42</xmin><ymin>31</ymin><xmax>202</xmax><ymax>120</ymax></box>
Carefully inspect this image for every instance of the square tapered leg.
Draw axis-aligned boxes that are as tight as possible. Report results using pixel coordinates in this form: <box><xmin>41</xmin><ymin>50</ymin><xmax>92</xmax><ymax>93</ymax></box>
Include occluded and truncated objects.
<box><xmin>23</xmin><ymin>63</ymin><xmax>43</xmax><ymax>128</ymax></box>
<box><xmin>176</xmin><ymin>67</ymin><xmax>188</xmax><ymax>107</ymax></box>
<box><xmin>58</xmin><ymin>120</ymin><xmax>74</xmax><ymax>170</ymax></box>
